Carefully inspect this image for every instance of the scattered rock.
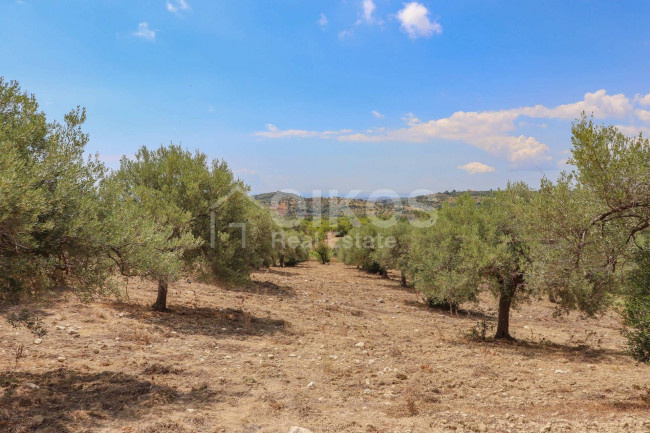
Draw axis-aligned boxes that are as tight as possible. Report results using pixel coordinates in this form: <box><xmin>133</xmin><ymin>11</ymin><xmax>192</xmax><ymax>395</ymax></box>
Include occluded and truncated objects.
<box><xmin>396</xmin><ymin>372</ymin><xmax>408</xmax><ymax>380</ymax></box>
<box><xmin>55</xmin><ymin>325</ymin><xmax>66</xmax><ymax>331</ymax></box>
<box><xmin>32</xmin><ymin>415</ymin><xmax>44</xmax><ymax>425</ymax></box>
<box><xmin>288</xmin><ymin>427</ymin><xmax>313</xmax><ymax>433</ymax></box>
<box><xmin>22</xmin><ymin>382</ymin><xmax>39</xmax><ymax>390</ymax></box>
<box><xmin>355</xmin><ymin>342</ymin><xmax>365</xmax><ymax>348</ymax></box>
<box><xmin>33</xmin><ymin>338</ymin><xmax>42</xmax><ymax>345</ymax></box>
<box><xmin>307</xmin><ymin>381</ymin><xmax>315</xmax><ymax>388</ymax></box>
<box><xmin>57</xmin><ymin>356</ymin><xmax>65</xmax><ymax>362</ymax></box>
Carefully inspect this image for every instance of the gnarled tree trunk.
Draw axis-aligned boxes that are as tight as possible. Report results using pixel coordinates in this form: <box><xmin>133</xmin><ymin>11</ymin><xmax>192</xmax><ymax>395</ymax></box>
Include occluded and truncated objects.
<box><xmin>495</xmin><ymin>294</ymin><xmax>513</xmax><ymax>339</ymax></box>
<box><xmin>494</xmin><ymin>274</ymin><xmax>524</xmax><ymax>340</ymax></box>
<box><xmin>400</xmin><ymin>271</ymin><xmax>407</xmax><ymax>287</ymax></box>
<box><xmin>152</xmin><ymin>279</ymin><xmax>168</xmax><ymax>312</ymax></box>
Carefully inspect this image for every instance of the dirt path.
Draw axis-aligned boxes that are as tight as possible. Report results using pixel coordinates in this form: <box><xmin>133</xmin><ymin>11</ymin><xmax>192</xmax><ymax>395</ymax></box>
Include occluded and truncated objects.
<box><xmin>1</xmin><ymin>261</ymin><xmax>648</xmax><ymax>432</ymax></box>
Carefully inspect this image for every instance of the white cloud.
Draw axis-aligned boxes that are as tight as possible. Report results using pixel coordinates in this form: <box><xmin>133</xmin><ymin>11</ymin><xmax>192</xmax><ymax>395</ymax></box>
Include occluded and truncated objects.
<box><xmin>133</xmin><ymin>22</ymin><xmax>156</xmax><ymax>41</ymax></box>
<box><xmin>166</xmin><ymin>0</ymin><xmax>190</xmax><ymax>14</ymax></box>
<box><xmin>254</xmin><ymin>90</ymin><xmax>647</xmax><ymax>163</ymax></box>
<box><xmin>518</xmin><ymin>89</ymin><xmax>632</xmax><ymax>119</ymax></box>
<box><xmin>637</xmin><ymin>93</ymin><xmax>650</xmax><ymax>107</ymax></box>
<box><xmin>615</xmin><ymin>124</ymin><xmax>650</xmax><ymax>136</ymax></box>
<box><xmin>457</xmin><ymin>162</ymin><xmax>495</xmax><ymax>175</ymax></box>
<box><xmin>362</xmin><ymin>0</ymin><xmax>377</xmax><ymax>24</ymax></box>
<box><xmin>397</xmin><ymin>2</ymin><xmax>442</xmax><ymax>39</ymax></box>
<box><xmin>317</xmin><ymin>13</ymin><xmax>328</xmax><ymax>29</ymax></box>
<box><xmin>371</xmin><ymin>110</ymin><xmax>385</xmax><ymax>119</ymax></box>
<box><xmin>338</xmin><ymin>109</ymin><xmax>549</xmax><ymax>162</ymax></box>
<box><xmin>635</xmin><ymin>109</ymin><xmax>650</xmax><ymax>123</ymax></box>
<box><xmin>255</xmin><ymin>123</ymin><xmax>352</xmax><ymax>139</ymax></box>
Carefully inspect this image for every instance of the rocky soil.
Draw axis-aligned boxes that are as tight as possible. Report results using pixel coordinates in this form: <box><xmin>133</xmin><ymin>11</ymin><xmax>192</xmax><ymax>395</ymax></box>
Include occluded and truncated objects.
<box><xmin>1</xmin><ymin>261</ymin><xmax>648</xmax><ymax>432</ymax></box>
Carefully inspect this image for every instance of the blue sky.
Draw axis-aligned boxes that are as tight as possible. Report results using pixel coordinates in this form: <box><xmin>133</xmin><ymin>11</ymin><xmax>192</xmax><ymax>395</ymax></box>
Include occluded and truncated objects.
<box><xmin>3</xmin><ymin>0</ymin><xmax>650</xmax><ymax>195</ymax></box>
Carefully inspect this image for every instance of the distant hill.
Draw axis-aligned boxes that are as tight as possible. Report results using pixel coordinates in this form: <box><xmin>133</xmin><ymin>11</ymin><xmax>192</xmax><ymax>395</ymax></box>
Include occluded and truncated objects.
<box><xmin>252</xmin><ymin>190</ymin><xmax>493</xmax><ymax>219</ymax></box>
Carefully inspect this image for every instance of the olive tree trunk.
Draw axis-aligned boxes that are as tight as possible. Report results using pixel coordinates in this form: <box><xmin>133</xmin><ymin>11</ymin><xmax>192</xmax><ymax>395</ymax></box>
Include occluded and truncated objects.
<box><xmin>152</xmin><ymin>279</ymin><xmax>169</xmax><ymax>312</ymax></box>
<box><xmin>494</xmin><ymin>294</ymin><xmax>513</xmax><ymax>339</ymax></box>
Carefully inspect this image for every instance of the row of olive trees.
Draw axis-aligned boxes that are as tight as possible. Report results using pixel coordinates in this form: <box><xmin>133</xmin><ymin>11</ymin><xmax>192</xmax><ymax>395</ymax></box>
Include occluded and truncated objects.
<box><xmin>335</xmin><ymin>116</ymin><xmax>648</xmax><ymax>359</ymax></box>
<box><xmin>0</xmin><ymin>78</ymin><xmax>306</xmax><ymax>312</ymax></box>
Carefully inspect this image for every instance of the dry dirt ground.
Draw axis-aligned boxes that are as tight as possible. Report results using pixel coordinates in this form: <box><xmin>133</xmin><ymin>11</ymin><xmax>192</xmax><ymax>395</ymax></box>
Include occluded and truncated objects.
<box><xmin>1</xmin><ymin>261</ymin><xmax>649</xmax><ymax>433</ymax></box>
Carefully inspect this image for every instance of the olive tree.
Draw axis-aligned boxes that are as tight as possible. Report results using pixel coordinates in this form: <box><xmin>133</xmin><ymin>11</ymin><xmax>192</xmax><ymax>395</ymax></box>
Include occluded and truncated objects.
<box><xmin>373</xmin><ymin>220</ymin><xmax>413</xmax><ymax>286</ymax></box>
<box><xmin>0</xmin><ymin>78</ymin><xmax>110</xmax><ymax>302</ymax></box>
<box><xmin>530</xmin><ymin>116</ymin><xmax>649</xmax><ymax>359</ymax></box>
<box><xmin>410</xmin><ymin>185</ymin><xmax>533</xmax><ymax>339</ymax></box>
<box><xmin>111</xmin><ymin>145</ymin><xmax>279</xmax><ymax>310</ymax></box>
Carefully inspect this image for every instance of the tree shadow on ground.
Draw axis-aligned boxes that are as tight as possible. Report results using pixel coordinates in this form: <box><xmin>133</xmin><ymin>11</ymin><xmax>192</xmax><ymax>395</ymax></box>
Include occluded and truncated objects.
<box><xmin>226</xmin><ymin>280</ymin><xmax>296</xmax><ymax>298</ymax></box>
<box><xmin>404</xmin><ymin>298</ymin><xmax>496</xmax><ymax>322</ymax></box>
<box><xmin>263</xmin><ymin>268</ymin><xmax>296</xmax><ymax>277</ymax></box>
<box><xmin>498</xmin><ymin>338</ymin><xmax>628</xmax><ymax>364</ymax></box>
<box><xmin>110</xmin><ymin>303</ymin><xmax>288</xmax><ymax>338</ymax></box>
<box><xmin>0</xmin><ymin>368</ymin><xmax>219</xmax><ymax>433</ymax></box>
<box><xmin>448</xmin><ymin>334</ymin><xmax>627</xmax><ymax>364</ymax></box>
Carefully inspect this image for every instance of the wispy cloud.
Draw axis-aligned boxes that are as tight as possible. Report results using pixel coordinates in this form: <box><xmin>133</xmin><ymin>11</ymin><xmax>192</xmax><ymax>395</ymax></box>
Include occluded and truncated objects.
<box><xmin>371</xmin><ymin>110</ymin><xmax>385</xmax><ymax>119</ymax></box>
<box><xmin>255</xmin><ymin>124</ymin><xmax>352</xmax><ymax>139</ymax></box>
<box><xmin>317</xmin><ymin>13</ymin><xmax>328</xmax><ymax>29</ymax></box>
<box><xmin>166</xmin><ymin>0</ymin><xmax>190</xmax><ymax>14</ymax></box>
<box><xmin>361</xmin><ymin>0</ymin><xmax>378</xmax><ymax>24</ymax></box>
<box><xmin>133</xmin><ymin>22</ymin><xmax>156</xmax><ymax>41</ymax></box>
<box><xmin>339</xmin><ymin>0</ymin><xmax>382</xmax><ymax>40</ymax></box>
<box><xmin>255</xmin><ymin>90</ymin><xmax>646</xmax><ymax>163</ymax></box>
<box><xmin>458</xmin><ymin>162</ymin><xmax>495</xmax><ymax>174</ymax></box>
<box><xmin>397</xmin><ymin>2</ymin><xmax>442</xmax><ymax>39</ymax></box>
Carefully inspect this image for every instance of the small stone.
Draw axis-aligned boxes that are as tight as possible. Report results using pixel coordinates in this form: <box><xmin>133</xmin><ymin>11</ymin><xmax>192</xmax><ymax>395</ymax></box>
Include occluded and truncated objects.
<box><xmin>478</xmin><ymin>423</ymin><xmax>487</xmax><ymax>432</ymax></box>
<box><xmin>55</xmin><ymin>325</ymin><xmax>66</xmax><ymax>331</ymax></box>
<box><xmin>186</xmin><ymin>408</ymin><xmax>195</xmax><ymax>413</ymax></box>
<box><xmin>268</xmin><ymin>354</ymin><xmax>275</xmax><ymax>359</ymax></box>
<box><xmin>377</xmin><ymin>298</ymin><xmax>385</xmax><ymax>303</ymax></box>
<box><xmin>23</xmin><ymin>382</ymin><xmax>39</xmax><ymax>390</ymax></box>
<box><xmin>288</xmin><ymin>427</ymin><xmax>313</xmax><ymax>433</ymax></box>
<box><xmin>57</xmin><ymin>356</ymin><xmax>65</xmax><ymax>362</ymax></box>
<box><xmin>93</xmin><ymin>349</ymin><xmax>100</xmax><ymax>354</ymax></box>
<box><xmin>32</xmin><ymin>415</ymin><xmax>44</xmax><ymax>425</ymax></box>
<box><xmin>355</xmin><ymin>342</ymin><xmax>365</xmax><ymax>348</ymax></box>
<box><xmin>364</xmin><ymin>388</ymin><xmax>372</xmax><ymax>394</ymax></box>
<box><xmin>396</xmin><ymin>372</ymin><xmax>408</xmax><ymax>380</ymax></box>
<box><xmin>306</xmin><ymin>381</ymin><xmax>315</xmax><ymax>388</ymax></box>
<box><xmin>33</xmin><ymin>338</ymin><xmax>42</xmax><ymax>345</ymax></box>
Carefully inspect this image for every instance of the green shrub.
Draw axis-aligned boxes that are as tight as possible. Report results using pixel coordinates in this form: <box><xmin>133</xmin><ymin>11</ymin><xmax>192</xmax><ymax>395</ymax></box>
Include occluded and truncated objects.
<box><xmin>623</xmin><ymin>247</ymin><xmax>650</xmax><ymax>363</ymax></box>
